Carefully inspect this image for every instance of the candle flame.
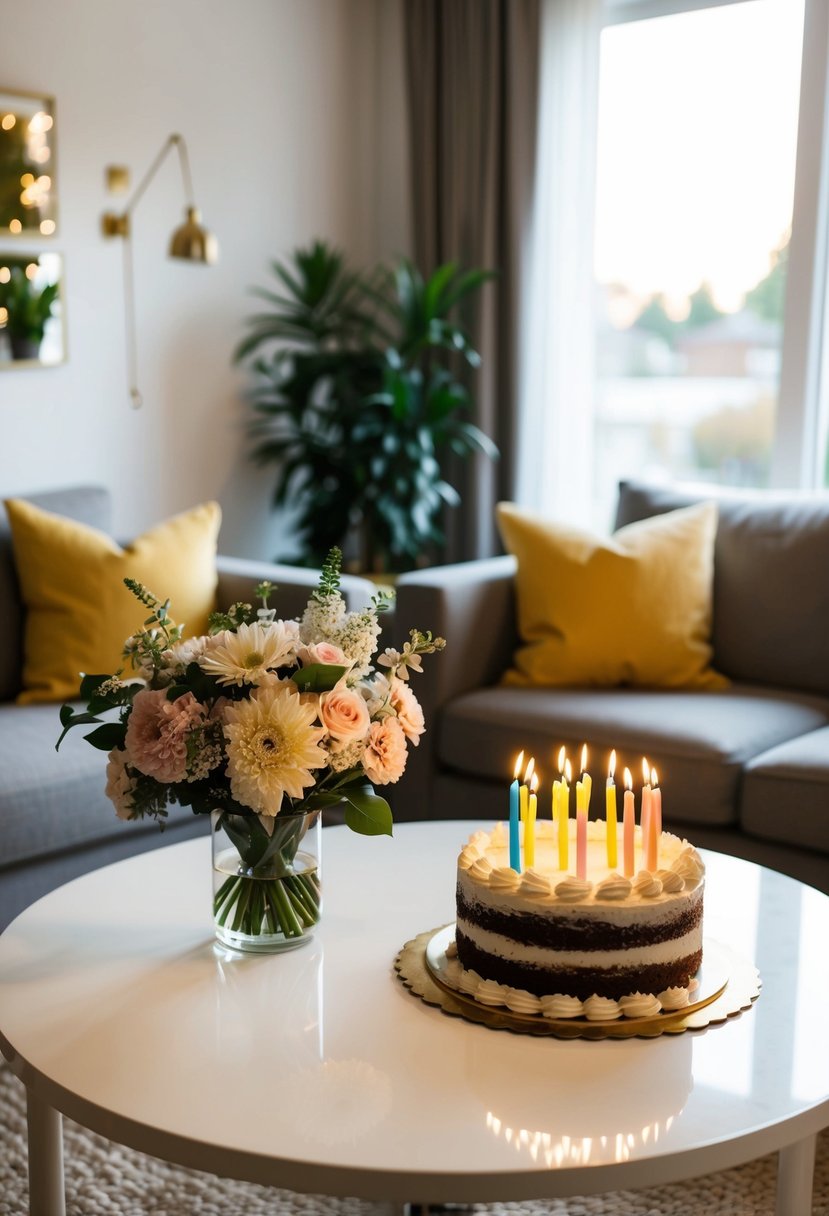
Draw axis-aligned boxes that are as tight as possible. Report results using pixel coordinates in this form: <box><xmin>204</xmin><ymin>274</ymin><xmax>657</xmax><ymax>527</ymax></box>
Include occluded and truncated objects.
<box><xmin>513</xmin><ymin>750</ymin><xmax>525</xmax><ymax>780</ymax></box>
<box><xmin>530</xmin><ymin>771</ymin><xmax>539</xmax><ymax>793</ymax></box>
<box><xmin>651</xmin><ymin>767</ymin><xmax>658</xmax><ymax>787</ymax></box>
<box><xmin>524</xmin><ymin>756</ymin><xmax>535</xmax><ymax>784</ymax></box>
<box><xmin>580</xmin><ymin>743</ymin><xmax>588</xmax><ymax>774</ymax></box>
<box><xmin>564</xmin><ymin>758</ymin><xmax>572</xmax><ymax>783</ymax></box>
<box><xmin>608</xmin><ymin>748</ymin><xmax>616</xmax><ymax>780</ymax></box>
<box><xmin>624</xmin><ymin>766</ymin><xmax>633</xmax><ymax>791</ymax></box>
<box><xmin>557</xmin><ymin>745</ymin><xmax>566</xmax><ymax>773</ymax></box>
<box><xmin>642</xmin><ymin>756</ymin><xmax>650</xmax><ymax>785</ymax></box>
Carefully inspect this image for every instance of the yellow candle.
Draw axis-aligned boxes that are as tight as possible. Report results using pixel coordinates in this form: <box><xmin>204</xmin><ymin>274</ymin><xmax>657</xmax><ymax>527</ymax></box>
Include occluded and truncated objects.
<box><xmin>525</xmin><ymin>772</ymin><xmax>538</xmax><ymax>868</ymax></box>
<box><xmin>606</xmin><ymin>748</ymin><xmax>618</xmax><ymax>868</ymax></box>
<box><xmin>559</xmin><ymin>758</ymin><xmax>571</xmax><ymax>870</ymax></box>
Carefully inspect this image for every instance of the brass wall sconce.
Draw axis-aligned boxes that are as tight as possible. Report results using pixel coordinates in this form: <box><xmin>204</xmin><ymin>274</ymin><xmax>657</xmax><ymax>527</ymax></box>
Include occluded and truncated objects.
<box><xmin>101</xmin><ymin>132</ymin><xmax>218</xmax><ymax>408</ymax></box>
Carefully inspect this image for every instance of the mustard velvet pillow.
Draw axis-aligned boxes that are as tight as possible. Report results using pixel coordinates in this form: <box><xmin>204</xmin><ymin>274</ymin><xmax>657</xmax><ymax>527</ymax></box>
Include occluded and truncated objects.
<box><xmin>6</xmin><ymin>498</ymin><xmax>221</xmax><ymax>704</ymax></box>
<box><xmin>496</xmin><ymin>500</ymin><xmax>727</xmax><ymax>690</ymax></box>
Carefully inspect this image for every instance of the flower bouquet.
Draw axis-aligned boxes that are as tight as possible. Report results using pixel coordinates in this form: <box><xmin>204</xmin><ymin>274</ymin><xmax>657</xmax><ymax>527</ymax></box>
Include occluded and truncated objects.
<box><xmin>57</xmin><ymin>549</ymin><xmax>444</xmax><ymax>951</ymax></box>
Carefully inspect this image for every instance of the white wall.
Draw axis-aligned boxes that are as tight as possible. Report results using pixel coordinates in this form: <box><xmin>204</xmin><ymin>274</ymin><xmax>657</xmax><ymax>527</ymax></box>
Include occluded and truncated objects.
<box><xmin>0</xmin><ymin>0</ymin><xmax>411</xmax><ymax>557</ymax></box>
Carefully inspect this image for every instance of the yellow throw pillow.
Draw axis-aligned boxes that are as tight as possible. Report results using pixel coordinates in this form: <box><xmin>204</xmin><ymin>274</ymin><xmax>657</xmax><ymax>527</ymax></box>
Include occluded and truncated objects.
<box><xmin>496</xmin><ymin>500</ymin><xmax>727</xmax><ymax>690</ymax></box>
<box><xmin>6</xmin><ymin>497</ymin><xmax>221</xmax><ymax>704</ymax></box>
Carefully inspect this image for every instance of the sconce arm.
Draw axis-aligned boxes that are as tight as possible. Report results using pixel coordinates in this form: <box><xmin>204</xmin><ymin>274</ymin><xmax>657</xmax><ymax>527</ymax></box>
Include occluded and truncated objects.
<box><xmin>102</xmin><ymin>133</ymin><xmax>195</xmax><ymax>238</ymax></box>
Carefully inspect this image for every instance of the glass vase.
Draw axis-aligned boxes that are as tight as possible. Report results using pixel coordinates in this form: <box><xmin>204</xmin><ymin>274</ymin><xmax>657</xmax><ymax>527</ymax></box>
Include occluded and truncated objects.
<box><xmin>211</xmin><ymin>807</ymin><xmax>321</xmax><ymax>953</ymax></box>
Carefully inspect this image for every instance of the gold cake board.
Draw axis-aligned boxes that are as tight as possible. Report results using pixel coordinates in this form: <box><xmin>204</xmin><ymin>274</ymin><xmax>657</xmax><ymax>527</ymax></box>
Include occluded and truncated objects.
<box><xmin>394</xmin><ymin>924</ymin><xmax>761</xmax><ymax>1040</ymax></box>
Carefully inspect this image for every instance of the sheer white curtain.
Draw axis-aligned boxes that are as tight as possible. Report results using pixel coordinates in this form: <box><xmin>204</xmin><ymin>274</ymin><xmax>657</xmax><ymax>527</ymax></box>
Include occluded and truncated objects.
<box><xmin>517</xmin><ymin>0</ymin><xmax>602</xmax><ymax>525</ymax></box>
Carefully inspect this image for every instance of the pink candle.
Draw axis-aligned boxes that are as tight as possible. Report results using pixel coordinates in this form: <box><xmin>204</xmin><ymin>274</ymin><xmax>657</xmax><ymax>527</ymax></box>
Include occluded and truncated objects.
<box><xmin>623</xmin><ymin>768</ymin><xmax>635</xmax><ymax>878</ymax></box>
<box><xmin>648</xmin><ymin>768</ymin><xmax>661</xmax><ymax>870</ymax></box>
<box><xmin>576</xmin><ymin>804</ymin><xmax>587</xmax><ymax>879</ymax></box>
<box><xmin>640</xmin><ymin>757</ymin><xmax>651</xmax><ymax>869</ymax></box>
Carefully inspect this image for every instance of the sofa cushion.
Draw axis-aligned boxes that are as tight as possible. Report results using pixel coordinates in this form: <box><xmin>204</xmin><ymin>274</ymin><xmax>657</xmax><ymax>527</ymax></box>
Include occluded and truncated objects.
<box><xmin>0</xmin><ymin>486</ymin><xmax>112</xmax><ymax>702</ymax></box>
<box><xmin>496</xmin><ymin>499</ymin><xmax>726</xmax><ymax>690</ymax></box>
<box><xmin>740</xmin><ymin>727</ymin><xmax>829</xmax><ymax>854</ymax></box>
<box><xmin>437</xmin><ymin>684</ymin><xmax>829</xmax><ymax>827</ymax></box>
<box><xmin>0</xmin><ymin>703</ymin><xmax>201</xmax><ymax>867</ymax></box>
<box><xmin>615</xmin><ymin>479</ymin><xmax>829</xmax><ymax>696</ymax></box>
<box><xmin>6</xmin><ymin>497</ymin><xmax>221</xmax><ymax>704</ymax></box>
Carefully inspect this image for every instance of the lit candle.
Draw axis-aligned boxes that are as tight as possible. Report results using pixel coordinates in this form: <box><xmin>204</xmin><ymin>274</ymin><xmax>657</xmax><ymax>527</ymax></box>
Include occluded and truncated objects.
<box><xmin>623</xmin><ymin>767</ymin><xmax>635</xmax><ymax>878</ymax></box>
<box><xmin>525</xmin><ymin>771</ymin><xmax>539</xmax><ymax>868</ymax></box>
<box><xmin>509</xmin><ymin>750</ymin><xmax>524</xmax><ymax>872</ymax></box>
<box><xmin>576</xmin><ymin>778</ymin><xmax>588</xmax><ymax>882</ymax></box>
<box><xmin>519</xmin><ymin>757</ymin><xmax>535</xmax><ymax>872</ymax></box>
<box><xmin>559</xmin><ymin>755</ymin><xmax>570</xmax><ymax>870</ymax></box>
<box><xmin>647</xmin><ymin>766</ymin><xmax>661</xmax><ymax>871</ymax></box>
<box><xmin>606</xmin><ymin>749</ymin><xmax>618</xmax><ymax>868</ymax></box>
<box><xmin>640</xmin><ymin>756</ymin><xmax>652</xmax><ymax>869</ymax></box>
<box><xmin>580</xmin><ymin>743</ymin><xmax>592</xmax><ymax>812</ymax></box>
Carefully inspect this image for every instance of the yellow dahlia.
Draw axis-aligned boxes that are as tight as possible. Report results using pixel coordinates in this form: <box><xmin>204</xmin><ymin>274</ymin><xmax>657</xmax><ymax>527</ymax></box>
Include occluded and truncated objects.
<box><xmin>222</xmin><ymin>681</ymin><xmax>326</xmax><ymax>816</ymax></box>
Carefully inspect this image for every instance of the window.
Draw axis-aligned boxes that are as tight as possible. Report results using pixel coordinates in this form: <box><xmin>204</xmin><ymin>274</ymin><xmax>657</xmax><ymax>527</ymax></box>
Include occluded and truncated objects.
<box><xmin>592</xmin><ymin>0</ymin><xmax>808</xmax><ymax>527</ymax></box>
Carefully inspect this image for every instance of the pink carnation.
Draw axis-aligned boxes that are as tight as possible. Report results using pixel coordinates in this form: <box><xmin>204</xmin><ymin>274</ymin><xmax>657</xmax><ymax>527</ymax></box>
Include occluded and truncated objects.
<box><xmin>389</xmin><ymin>678</ymin><xmax>425</xmax><ymax>746</ymax></box>
<box><xmin>125</xmin><ymin>688</ymin><xmax>207</xmax><ymax>784</ymax></box>
<box><xmin>362</xmin><ymin>717</ymin><xmax>408</xmax><ymax>785</ymax></box>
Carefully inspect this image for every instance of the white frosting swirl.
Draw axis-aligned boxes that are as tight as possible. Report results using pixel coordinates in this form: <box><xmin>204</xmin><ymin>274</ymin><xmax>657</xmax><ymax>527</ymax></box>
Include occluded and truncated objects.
<box><xmin>595</xmin><ymin>872</ymin><xmax>632</xmax><ymax>901</ymax></box>
<box><xmin>554</xmin><ymin>875</ymin><xmax>593</xmax><ymax>902</ymax></box>
<box><xmin>475</xmin><ymin>978</ymin><xmax>509</xmax><ymax>1006</ymax></box>
<box><xmin>658</xmin><ymin>986</ymin><xmax>690</xmax><ymax>1011</ymax></box>
<box><xmin>520</xmin><ymin>869</ymin><xmax>552</xmax><ymax>899</ymax></box>
<box><xmin>490</xmin><ymin>821</ymin><xmax>508</xmax><ymax>847</ymax></box>
<box><xmin>674</xmin><ymin>849</ymin><xmax>705</xmax><ymax>884</ymax></box>
<box><xmin>633</xmin><ymin>870</ymin><xmax>663</xmax><ymax>898</ymax></box>
<box><xmin>469</xmin><ymin>856</ymin><xmax>493</xmax><ymax>883</ymax></box>
<box><xmin>583</xmin><ymin>995</ymin><xmax>622</xmax><ymax>1021</ymax></box>
<box><xmin>505</xmin><ymin>987</ymin><xmax>543</xmax><ymax>1015</ymax></box>
<box><xmin>445</xmin><ymin>939</ymin><xmax>458</xmax><ymax>959</ymax></box>
<box><xmin>458</xmin><ymin>968</ymin><xmax>482</xmax><ymax>996</ymax></box>
<box><xmin>655</xmin><ymin>868</ymin><xmax>684</xmax><ymax>894</ymax></box>
<box><xmin>540</xmin><ymin>994</ymin><xmax>584</xmax><ymax>1019</ymax></box>
<box><xmin>444</xmin><ymin>958</ymin><xmax>462</xmax><ymax>985</ymax></box>
<box><xmin>458</xmin><ymin>845</ymin><xmax>478</xmax><ymax>871</ymax></box>
<box><xmin>468</xmin><ymin>830</ymin><xmax>490</xmax><ymax>850</ymax></box>
<box><xmin>489</xmin><ymin>866</ymin><xmax>522</xmax><ymax>891</ymax></box>
<box><xmin>619</xmin><ymin>992</ymin><xmax>663</xmax><ymax>1019</ymax></box>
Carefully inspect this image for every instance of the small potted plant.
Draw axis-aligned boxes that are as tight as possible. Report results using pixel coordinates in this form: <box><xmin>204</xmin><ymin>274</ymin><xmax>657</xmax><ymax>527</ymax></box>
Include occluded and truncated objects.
<box><xmin>235</xmin><ymin>241</ymin><xmax>498</xmax><ymax>575</ymax></box>
<box><xmin>0</xmin><ymin>263</ymin><xmax>59</xmax><ymax>360</ymax></box>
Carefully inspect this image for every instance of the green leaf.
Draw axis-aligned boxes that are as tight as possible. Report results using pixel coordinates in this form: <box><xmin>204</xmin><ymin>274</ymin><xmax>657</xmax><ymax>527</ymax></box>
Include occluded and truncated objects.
<box><xmin>84</xmin><ymin>723</ymin><xmax>127</xmax><ymax>752</ymax></box>
<box><xmin>291</xmin><ymin>663</ymin><xmax>349</xmax><ymax>692</ymax></box>
<box><xmin>55</xmin><ymin>709</ymin><xmax>103</xmax><ymax>751</ymax></box>
<box><xmin>341</xmin><ymin>785</ymin><xmax>394</xmax><ymax>836</ymax></box>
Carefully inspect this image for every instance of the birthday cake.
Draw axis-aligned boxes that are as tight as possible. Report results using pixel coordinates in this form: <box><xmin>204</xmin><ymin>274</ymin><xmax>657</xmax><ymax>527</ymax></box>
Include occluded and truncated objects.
<box><xmin>453</xmin><ymin>819</ymin><xmax>705</xmax><ymax>1020</ymax></box>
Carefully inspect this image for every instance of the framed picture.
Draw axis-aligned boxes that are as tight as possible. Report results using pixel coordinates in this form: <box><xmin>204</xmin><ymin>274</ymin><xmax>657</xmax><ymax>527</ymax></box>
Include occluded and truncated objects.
<box><xmin>0</xmin><ymin>250</ymin><xmax>65</xmax><ymax>368</ymax></box>
<box><xmin>0</xmin><ymin>89</ymin><xmax>57</xmax><ymax>237</ymax></box>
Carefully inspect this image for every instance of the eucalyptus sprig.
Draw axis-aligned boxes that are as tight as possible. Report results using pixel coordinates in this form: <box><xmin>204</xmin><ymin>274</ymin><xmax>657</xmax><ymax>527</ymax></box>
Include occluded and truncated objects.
<box><xmin>121</xmin><ymin>579</ymin><xmax>183</xmax><ymax>676</ymax></box>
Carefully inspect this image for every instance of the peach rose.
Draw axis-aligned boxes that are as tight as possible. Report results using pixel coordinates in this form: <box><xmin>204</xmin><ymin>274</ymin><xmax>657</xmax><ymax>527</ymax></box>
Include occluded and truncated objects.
<box><xmin>297</xmin><ymin>641</ymin><xmax>349</xmax><ymax>667</ymax></box>
<box><xmin>389</xmin><ymin>678</ymin><xmax>425</xmax><ymax>746</ymax></box>
<box><xmin>362</xmin><ymin>717</ymin><xmax>408</xmax><ymax>785</ymax></box>
<box><xmin>105</xmin><ymin>748</ymin><xmax>138</xmax><ymax>820</ymax></box>
<box><xmin>319</xmin><ymin>686</ymin><xmax>371</xmax><ymax>743</ymax></box>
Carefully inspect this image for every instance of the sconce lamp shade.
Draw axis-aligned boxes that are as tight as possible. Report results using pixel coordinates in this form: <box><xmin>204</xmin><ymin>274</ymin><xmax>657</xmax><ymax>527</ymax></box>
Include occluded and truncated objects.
<box><xmin>169</xmin><ymin>206</ymin><xmax>218</xmax><ymax>265</ymax></box>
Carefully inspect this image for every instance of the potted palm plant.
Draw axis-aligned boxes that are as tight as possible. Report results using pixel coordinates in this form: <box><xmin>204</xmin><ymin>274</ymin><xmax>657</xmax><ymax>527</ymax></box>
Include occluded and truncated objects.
<box><xmin>234</xmin><ymin>241</ymin><xmax>498</xmax><ymax>574</ymax></box>
<box><xmin>0</xmin><ymin>263</ymin><xmax>59</xmax><ymax>360</ymax></box>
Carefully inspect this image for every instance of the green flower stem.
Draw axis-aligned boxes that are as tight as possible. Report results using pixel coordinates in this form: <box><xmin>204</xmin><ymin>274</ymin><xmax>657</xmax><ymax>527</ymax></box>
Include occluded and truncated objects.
<box><xmin>269</xmin><ymin>876</ymin><xmax>304</xmax><ymax>937</ymax></box>
<box><xmin>215</xmin><ymin>877</ymin><xmax>243</xmax><ymax>927</ymax></box>
<box><xmin>284</xmin><ymin>875</ymin><xmax>318</xmax><ymax>925</ymax></box>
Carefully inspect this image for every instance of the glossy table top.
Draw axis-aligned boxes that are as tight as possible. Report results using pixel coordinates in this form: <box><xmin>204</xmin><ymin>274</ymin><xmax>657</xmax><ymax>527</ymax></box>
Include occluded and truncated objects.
<box><xmin>1</xmin><ymin>820</ymin><xmax>827</xmax><ymax>1203</ymax></box>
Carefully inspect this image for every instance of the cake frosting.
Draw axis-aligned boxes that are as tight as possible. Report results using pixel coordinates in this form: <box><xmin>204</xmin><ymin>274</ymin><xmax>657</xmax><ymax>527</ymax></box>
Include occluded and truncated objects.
<box><xmin>454</xmin><ymin>819</ymin><xmax>704</xmax><ymax>1018</ymax></box>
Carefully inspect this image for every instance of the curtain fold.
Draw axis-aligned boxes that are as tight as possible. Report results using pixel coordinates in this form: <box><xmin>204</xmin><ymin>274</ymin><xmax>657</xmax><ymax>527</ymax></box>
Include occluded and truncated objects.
<box><xmin>403</xmin><ymin>0</ymin><xmax>541</xmax><ymax>563</ymax></box>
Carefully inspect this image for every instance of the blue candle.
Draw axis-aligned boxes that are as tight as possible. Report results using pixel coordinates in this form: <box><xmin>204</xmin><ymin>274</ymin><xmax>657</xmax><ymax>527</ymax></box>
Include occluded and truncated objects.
<box><xmin>509</xmin><ymin>750</ymin><xmax>524</xmax><ymax>871</ymax></box>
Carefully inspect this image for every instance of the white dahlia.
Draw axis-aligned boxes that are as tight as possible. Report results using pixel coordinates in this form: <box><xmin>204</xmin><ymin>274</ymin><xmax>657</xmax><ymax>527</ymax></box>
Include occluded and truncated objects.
<box><xmin>222</xmin><ymin>682</ymin><xmax>326</xmax><ymax>815</ymax></box>
<box><xmin>199</xmin><ymin>621</ymin><xmax>299</xmax><ymax>686</ymax></box>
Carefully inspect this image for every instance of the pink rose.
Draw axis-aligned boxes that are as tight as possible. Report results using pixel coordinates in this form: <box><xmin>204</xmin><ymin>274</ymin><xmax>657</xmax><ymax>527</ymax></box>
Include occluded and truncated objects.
<box><xmin>362</xmin><ymin>718</ymin><xmax>408</xmax><ymax>785</ymax></box>
<box><xmin>389</xmin><ymin>678</ymin><xmax>425</xmax><ymax>746</ymax></box>
<box><xmin>125</xmin><ymin>688</ymin><xmax>207</xmax><ymax>783</ymax></box>
<box><xmin>319</xmin><ymin>687</ymin><xmax>370</xmax><ymax>743</ymax></box>
<box><xmin>297</xmin><ymin>641</ymin><xmax>349</xmax><ymax>667</ymax></box>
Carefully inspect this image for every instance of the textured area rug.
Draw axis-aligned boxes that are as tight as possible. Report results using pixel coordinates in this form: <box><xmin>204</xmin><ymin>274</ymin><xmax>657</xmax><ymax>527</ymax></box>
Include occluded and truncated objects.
<box><xmin>0</xmin><ymin>1063</ymin><xmax>827</xmax><ymax>1216</ymax></box>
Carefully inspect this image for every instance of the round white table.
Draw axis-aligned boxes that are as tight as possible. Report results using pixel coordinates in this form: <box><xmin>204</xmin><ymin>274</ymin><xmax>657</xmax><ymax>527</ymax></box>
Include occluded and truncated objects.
<box><xmin>0</xmin><ymin>821</ymin><xmax>827</xmax><ymax>1216</ymax></box>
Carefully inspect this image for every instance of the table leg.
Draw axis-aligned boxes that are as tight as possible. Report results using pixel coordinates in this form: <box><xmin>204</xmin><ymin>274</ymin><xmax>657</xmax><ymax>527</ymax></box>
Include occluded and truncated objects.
<box><xmin>26</xmin><ymin>1088</ymin><xmax>65</xmax><ymax>1216</ymax></box>
<box><xmin>776</xmin><ymin>1133</ymin><xmax>817</xmax><ymax>1216</ymax></box>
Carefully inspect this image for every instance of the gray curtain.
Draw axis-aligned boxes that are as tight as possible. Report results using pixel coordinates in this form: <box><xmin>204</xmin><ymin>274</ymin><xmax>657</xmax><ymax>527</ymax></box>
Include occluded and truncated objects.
<box><xmin>403</xmin><ymin>0</ymin><xmax>541</xmax><ymax>563</ymax></box>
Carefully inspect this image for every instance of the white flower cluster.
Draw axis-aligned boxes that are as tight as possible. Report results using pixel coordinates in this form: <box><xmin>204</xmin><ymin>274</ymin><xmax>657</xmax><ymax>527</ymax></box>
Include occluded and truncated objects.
<box><xmin>300</xmin><ymin>594</ymin><xmax>381</xmax><ymax>684</ymax></box>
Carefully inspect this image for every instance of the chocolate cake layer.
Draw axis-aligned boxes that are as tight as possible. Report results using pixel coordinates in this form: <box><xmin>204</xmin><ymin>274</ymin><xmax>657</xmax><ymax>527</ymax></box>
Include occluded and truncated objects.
<box><xmin>456</xmin><ymin>930</ymin><xmax>702</xmax><ymax>1001</ymax></box>
<box><xmin>457</xmin><ymin>885</ymin><xmax>703</xmax><ymax>950</ymax></box>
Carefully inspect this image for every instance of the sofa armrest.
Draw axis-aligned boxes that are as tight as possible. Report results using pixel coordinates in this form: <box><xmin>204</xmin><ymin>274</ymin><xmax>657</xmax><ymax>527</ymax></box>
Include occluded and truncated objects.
<box><xmin>216</xmin><ymin>555</ymin><xmax>375</xmax><ymax>619</ymax></box>
<box><xmin>391</xmin><ymin>556</ymin><xmax>518</xmax><ymax>820</ymax></box>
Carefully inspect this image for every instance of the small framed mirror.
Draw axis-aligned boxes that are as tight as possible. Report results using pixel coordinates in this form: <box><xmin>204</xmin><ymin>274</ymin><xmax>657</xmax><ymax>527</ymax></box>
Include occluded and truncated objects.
<box><xmin>0</xmin><ymin>251</ymin><xmax>65</xmax><ymax>367</ymax></box>
<box><xmin>0</xmin><ymin>89</ymin><xmax>57</xmax><ymax>236</ymax></box>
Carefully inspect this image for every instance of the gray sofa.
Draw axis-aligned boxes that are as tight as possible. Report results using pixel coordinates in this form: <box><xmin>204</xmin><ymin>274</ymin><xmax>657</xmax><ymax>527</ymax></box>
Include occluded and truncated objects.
<box><xmin>394</xmin><ymin>479</ymin><xmax>829</xmax><ymax>894</ymax></box>
<box><xmin>0</xmin><ymin>486</ymin><xmax>375</xmax><ymax>930</ymax></box>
